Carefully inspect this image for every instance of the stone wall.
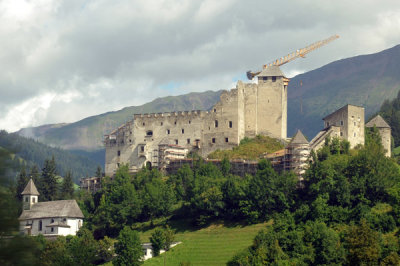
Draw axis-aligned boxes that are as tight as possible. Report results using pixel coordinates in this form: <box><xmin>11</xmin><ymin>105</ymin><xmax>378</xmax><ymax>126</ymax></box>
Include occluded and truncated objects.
<box><xmin>105</xmin><ymin>70</ymin><xmax>288</xmax><ymax>176</ymax></box>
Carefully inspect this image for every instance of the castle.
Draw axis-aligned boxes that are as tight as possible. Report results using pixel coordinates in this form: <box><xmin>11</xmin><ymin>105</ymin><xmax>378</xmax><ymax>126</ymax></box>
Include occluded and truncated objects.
<box><xmin>104</xmin><ymin>67</ymin><xmax>391</xmax><ymax>177</ymax></box>
<box><xmin>104</xmin><ymin>66</ymin><xmax>289</xmax><ymax>176</ymax></box>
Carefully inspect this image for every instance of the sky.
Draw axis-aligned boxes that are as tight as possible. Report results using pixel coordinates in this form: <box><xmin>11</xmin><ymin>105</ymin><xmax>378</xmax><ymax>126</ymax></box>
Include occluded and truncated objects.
<box><xmin>1</xmin><ymin>0</ymin><xmax>400</xmax><ymax>132</ymax></box>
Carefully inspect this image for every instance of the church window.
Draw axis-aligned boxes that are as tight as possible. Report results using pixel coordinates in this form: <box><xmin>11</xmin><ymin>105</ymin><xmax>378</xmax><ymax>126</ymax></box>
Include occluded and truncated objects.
<box><xmin>117</xmin><ymin>150</ymin><xmax>121</xmax><ymax>156</ymax></box>
<box><xmin>272</xmin><ymin>76</ymin><xmax>276</xmax><ymax>82</ymax></box>
<box><xmin>215</xmin><ymin>120</ymin><xmax>218</xmax><ymax>128</ymax></box>
<box><xmin>212</xmin><ymin>138</ymin><xmax>216</xmax><ymax>144</ymax></box>
<box><xmin>229</xmin><ymin>121</ymin><xmax>233</xmax><ymax>128</ymax></box>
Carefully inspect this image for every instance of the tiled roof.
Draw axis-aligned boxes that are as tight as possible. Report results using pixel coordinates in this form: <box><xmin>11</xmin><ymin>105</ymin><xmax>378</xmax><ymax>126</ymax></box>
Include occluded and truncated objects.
<box><xmin>256</xmin><ymin>66</ymin><xmax>285</xmax><ymax>77</ymax></box>
<box><xmin>366</xmin><ymin>115</ymin><xmax>390</xmax><ymax>128</ymax></box>
<box><xmin>21</xmin><ymin>179</ymin><xmax>40</xmax><ymax>195</ymax></box>
<box><xmin>289</xmin><ymin>130</ymin><xmax>309</xmax><ymax>145</ymax></box>
<box><xmin>19</xmin><ymin>200</ymin><xmax>84</xmax><ymax>220</ymax></box>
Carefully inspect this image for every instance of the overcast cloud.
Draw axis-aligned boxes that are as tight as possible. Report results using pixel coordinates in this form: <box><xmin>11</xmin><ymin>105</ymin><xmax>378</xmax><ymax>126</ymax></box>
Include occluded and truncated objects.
<box><xmin>1</xmin><ymin>0</ymin><xmax>400</xmax><ymax>132</ymax></box>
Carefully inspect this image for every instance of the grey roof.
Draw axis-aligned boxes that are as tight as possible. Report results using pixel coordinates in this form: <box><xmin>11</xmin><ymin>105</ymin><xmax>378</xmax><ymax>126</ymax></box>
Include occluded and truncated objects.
<box><xmin>256</xmin><ymin>66</ymin><xmax>285</xmax><ymax>77</ymax></box>
<box><xmin>19</xmin><ymin>200</ymin><xmax>84</xmax><ymax>220</ymax></box>
<box><xmin>289</xmin><ymin>130</ymin><xmax>309</xmax><ymax>145</ymax></box>
<box><xmin>21</xmin><ymin>179</ymin><xmax>40</xmax><ymax>195</ymax></box>
<box><xmin>366</xmin><ymin>115</ymin><xmax>390</xmax><ymax>128</ymax></box>
<box><xmin>322</xmin><ymin>104</ymin><xmax>364</xmax><ymax>121</ymax></box>
<box><xmin>46</xmin><ymin>221</ymin><xmax>70</xmax><ymax>228</ymax></box>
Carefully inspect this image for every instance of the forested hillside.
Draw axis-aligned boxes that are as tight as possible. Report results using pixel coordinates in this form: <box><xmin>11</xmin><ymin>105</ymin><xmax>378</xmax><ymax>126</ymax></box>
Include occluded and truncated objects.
<box><xmin>17</xmin><ymin>90</ymin><xmax>223</xmax><ymax>151</ymax></box>
<box><xmin>0</xmin><ymin>130</ymin><xmax>99</xmax><ymax>181</ymax></box>
<box><xmin>288</xmin><ymin>44</ymin><xmax>400</xmax><ymax>138</ymax></box>
<box><xmin>2</xmin><ymin>127</ymin><xmax>400</xmax><ymax>264</ymax></box>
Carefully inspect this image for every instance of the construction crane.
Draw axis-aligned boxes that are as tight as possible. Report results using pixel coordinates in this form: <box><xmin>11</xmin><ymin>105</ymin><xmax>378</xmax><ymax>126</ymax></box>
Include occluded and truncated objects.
<box><xmin>246</xmin><ymin>34</ymin><xmax>339</xmax><ymax>80</ymax></box>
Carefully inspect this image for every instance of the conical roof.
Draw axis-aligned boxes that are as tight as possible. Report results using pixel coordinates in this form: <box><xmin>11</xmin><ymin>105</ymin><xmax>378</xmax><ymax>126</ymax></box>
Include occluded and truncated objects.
<box><xmin>290</xmin><ymin>130</ymin><xmax>309</xmax><ymax>145</ymax></box>
<box><xmin>256</xmin><ymin>66</ymin><xmax>285</xmax><ymax>77</ymax></box>
<box><xmin>366</xmin><ymin>115</ymin><xmax>390</xmax><ymax>128</ymax></box>
<box><xmin>21</xmin><ymin>179</ymin><xmax>40</xmax><ymax>195</ymax></box>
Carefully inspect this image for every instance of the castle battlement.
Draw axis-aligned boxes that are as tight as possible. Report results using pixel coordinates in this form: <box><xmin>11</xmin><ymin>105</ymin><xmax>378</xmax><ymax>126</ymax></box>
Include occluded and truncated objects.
<box><xmin>133</xmin><ymin>110</ymin><xmax>207</xmax><ymax>120</ymax></box>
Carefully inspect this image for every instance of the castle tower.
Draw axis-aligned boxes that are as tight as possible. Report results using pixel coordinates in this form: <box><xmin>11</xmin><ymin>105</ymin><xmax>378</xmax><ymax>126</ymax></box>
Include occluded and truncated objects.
<box><xmin>21</xmin><ymin>179</ymin><xmax>39</xmax><ymax>210</ymax></box>
<box><xmin>254</xmin><ymin>66</ymin><xmax>289</xmax><ymax>139</ymax></box>
<box><xmin>366</xmin><ymin>115</ymin><xmax>391</xmax><ymax>157</ymax></box>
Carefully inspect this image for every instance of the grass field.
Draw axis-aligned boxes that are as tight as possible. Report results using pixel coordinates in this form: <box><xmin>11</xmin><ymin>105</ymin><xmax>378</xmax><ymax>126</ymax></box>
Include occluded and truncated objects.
<box><xmin>138</xmin><ymin>220</ymin><xmax>269</xmax><ymax>266</ymax></box>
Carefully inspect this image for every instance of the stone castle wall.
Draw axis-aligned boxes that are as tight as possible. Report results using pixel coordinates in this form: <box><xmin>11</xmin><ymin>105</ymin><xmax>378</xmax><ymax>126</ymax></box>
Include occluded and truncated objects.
<box><xmin>104</xmin><ymin>73</ymin><xmax>288</xmax><ymax>176</ymax></box>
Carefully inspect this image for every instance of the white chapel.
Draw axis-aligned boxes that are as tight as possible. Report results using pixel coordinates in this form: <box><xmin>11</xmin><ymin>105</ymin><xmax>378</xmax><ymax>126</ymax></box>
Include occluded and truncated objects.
<box><xmin>18</xmin><ymin>179</ymin><xmax>84</xmax><ymax>236</ymax></box>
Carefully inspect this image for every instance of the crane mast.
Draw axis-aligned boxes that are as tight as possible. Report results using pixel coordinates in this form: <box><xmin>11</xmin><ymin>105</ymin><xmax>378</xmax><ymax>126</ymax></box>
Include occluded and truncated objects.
<box><xmin>247</xmin><ymin>34</ymin><xmax>339</xmax><ymax>80</ymax></box>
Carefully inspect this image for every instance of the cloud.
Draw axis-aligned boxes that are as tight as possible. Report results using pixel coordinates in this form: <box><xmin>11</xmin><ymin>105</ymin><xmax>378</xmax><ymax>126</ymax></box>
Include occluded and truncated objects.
<box><xmin>1</xmin><ymin>0</ymin><xmax>400</xmax><ymax>132</ymax></box>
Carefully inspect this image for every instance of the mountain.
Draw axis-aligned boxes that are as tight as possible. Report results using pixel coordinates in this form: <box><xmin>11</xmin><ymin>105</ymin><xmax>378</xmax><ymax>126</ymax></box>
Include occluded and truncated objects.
<box><xmin>17</xmin><ymin>90</ymin><xmax>223</xmax><ymax>153</ymax></box>
<box><xmin>287</xmin><ymin>44</ymin><xmax>400</xmax><ymax>138</ymax></box>
<box><xmin>17</xmin><ymin>44</ymin><xmax>400</xmax><ymax>153</ymax></box>
<box><xmin>0</xmin><ymin>130</ymin><xmax>99</xmax><ymax>182</ymax></box>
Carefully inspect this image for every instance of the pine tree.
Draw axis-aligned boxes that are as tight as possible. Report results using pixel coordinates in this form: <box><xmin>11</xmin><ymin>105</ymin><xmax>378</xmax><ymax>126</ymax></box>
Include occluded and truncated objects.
<box><xmin>16</xmin><ymin>166</ymin><xmax>29</xmax><ymax>201</ymax></box>
<box><xmin>60</xmin><ymin>170</ymin><xmax>74</xmax><ymax>199</ymax></box>
<box><xmin>29</xmin><ymin>164</ymin><xmax>40</xmax><ymax>184</ymax></box>
<box><xmin>95</xmin><ymin>165</ymin><xmax>102</xmax><ymax>178</ymax></box>
<box><xmin>41</xmin><ymin>157</ymin><xmax>58</xmax><ymax>201</ymax></box>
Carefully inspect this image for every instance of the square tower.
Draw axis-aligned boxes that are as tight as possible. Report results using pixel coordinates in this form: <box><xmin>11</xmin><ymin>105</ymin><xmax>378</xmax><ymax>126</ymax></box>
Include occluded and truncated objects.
<box><xmin>243</xmin><ymin>66</ymin><xmax>289</xmax><ymax>140</ymax></box>
<box><xmin>323</xmin><ymin>104</ymin><xmax>365</xmax><ymax>148</ymax></box>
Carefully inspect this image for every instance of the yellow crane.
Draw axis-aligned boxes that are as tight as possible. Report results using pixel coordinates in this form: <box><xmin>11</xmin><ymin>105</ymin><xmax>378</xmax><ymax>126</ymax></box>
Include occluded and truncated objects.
<box><xmin>246</xmin><ymin>34</ymin><xmax>340</xmax><ymax>80</ymax></box>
